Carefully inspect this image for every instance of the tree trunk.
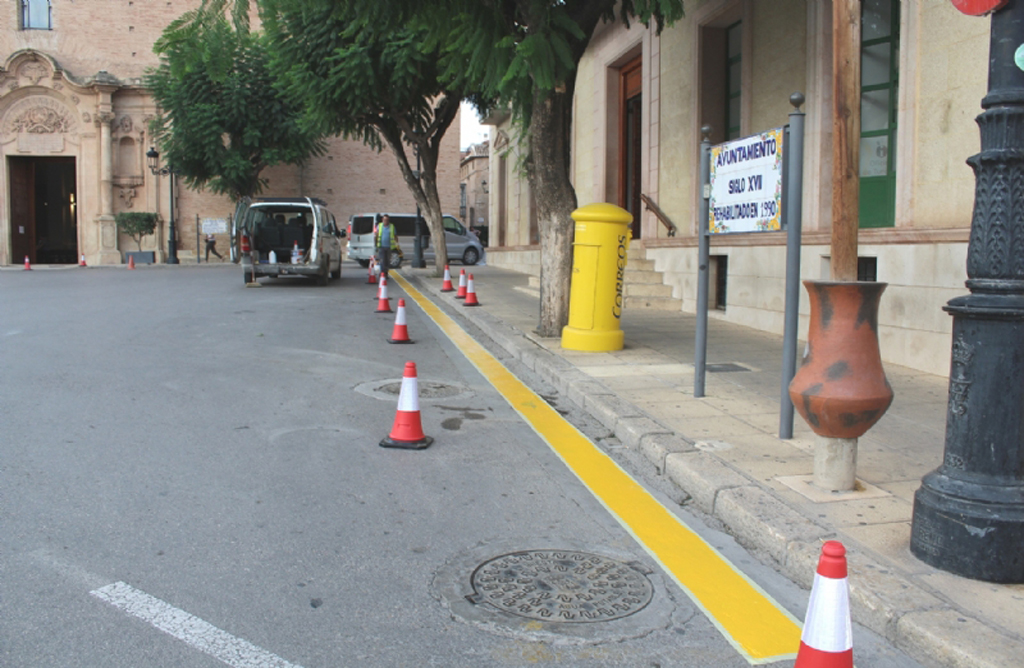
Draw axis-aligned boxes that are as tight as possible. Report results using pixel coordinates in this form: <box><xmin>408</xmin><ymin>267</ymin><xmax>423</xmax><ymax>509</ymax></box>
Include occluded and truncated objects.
<box><xmin>528</xmin><ymin>86</ymin><xmax>578</xmax><ymax>337</ymax></box>
<box><xmin>380</xmin><ymin>131</ymin><xmax>449</xmax><ymax>273</ymax></box>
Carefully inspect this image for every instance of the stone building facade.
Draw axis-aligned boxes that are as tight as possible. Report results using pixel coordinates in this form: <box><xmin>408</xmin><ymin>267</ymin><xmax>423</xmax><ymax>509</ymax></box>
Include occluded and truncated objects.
<box><xmin>459</xmin><ymin>141</ymin><xmax>489</xmax><ymax>242</ymax></box>
<box><xmin>486</xmin><ymin>0</ymin><xmax>985</xmax><ymax>377</ymax></box>
<box><xmin>1</xmin><ymin>1</ymin><xmax>461</xmax><ymax>266</ymax></box>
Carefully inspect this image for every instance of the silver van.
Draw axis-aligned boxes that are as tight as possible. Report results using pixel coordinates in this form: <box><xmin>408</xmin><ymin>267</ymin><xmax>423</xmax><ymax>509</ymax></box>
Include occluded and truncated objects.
<box><xmin>235</xmin><ymin>197</ymin><xmax>345</xmax><ymax>285</ymax></box>
<box><xmin>346</xmin><ymin>213</ymin><xmax>483</xmax><ymax>268</ymax></box>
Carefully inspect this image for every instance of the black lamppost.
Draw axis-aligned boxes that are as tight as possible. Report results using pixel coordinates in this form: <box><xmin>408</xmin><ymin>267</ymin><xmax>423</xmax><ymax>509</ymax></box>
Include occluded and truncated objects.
<box><xmin>910</xmin><ymin>0</ymin><xmax>1024</xmax><ymax>582</ymax></box>
<box><xmin>146</xmin><ymin>147</ymin><xmax>179</xmax><ymax>265</ymax></box>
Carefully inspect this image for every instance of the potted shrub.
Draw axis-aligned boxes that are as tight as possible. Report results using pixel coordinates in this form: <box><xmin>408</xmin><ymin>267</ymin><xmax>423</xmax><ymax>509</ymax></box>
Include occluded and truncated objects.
<box><xmin>115</xmin><ymin>212</ymin><xmax>159</xmax><ymax>265</ymax></box>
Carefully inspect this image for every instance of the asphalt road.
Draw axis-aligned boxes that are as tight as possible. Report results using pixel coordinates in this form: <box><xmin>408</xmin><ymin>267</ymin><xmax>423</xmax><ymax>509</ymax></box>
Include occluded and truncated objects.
<box><xmin>0</xmin><ymin>263</ymin><xmax>919</xmax><ymax>667</ymax></box>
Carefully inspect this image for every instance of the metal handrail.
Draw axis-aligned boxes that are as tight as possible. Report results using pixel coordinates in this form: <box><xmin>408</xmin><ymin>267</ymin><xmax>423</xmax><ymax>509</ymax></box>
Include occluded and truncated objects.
<box><xmin>639</xmin><ymin>193</ymin><xmax>678</xmax><ymax>237</ymax></box>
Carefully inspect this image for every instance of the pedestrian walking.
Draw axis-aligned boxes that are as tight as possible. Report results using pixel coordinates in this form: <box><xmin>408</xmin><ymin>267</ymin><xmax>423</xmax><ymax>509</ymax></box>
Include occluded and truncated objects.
<box><xmin>374</xmin><ymin>214</ymin><xmax>402</xmax><ymax>278</ymax></box>
<box><xmin>205</xmin><ymin>233</ymin><xmax>223</xmax><ymax>261</ymax></box>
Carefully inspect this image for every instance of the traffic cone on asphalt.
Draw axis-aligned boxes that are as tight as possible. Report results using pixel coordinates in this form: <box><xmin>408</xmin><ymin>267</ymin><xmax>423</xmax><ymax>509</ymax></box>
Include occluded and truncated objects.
<box><xmin>463</xmin><ymin>274</ymin><xmax>481</xmax><ymax>307</ymax></box>
<box><xmin>79</xmin><ymin>254</ymin><xmax>87</xmax><ymax>267</ymax></box>
<box><xmin>455</xmin><ymin>269</ymin><xmax>467</xmax><ymax>299</ymax></box>
<box><xmin>380</xmin><ymin>361</ymin><xmax>433</xmax><ymax>449</ymax></box>
<box><xmin>367</xmin><ymin>259</ymin><xmax>377</xmax><ymax>284</ymax></box>
<box><xmin>795</xmin><ymin>541</ymin><xmax>853</xmax><ymax>668</ymax></box>
<box><xmin>377</xmin><ymin>273</ymin><xmax>386</xmax><ymax>298</ymax></box>
<box><xmin>23</xmin><ymin>256</ymin><xmax>31</xmax><ymax>270</ymax></box>
<box><xmin>388</xmin><ymin>299</ymin><xmax>413</xmax><ymax>344</ymax></box>
<box><xmin>127</xmin><ymin>255</ymin><xmax>136</xmax><ymax>270</ymax></box>
<box><xmin>375</xmin><ymin>276</ymin><xmax>392</xmax><ymax>313</ymax></box>
<box><xmin>441</xmin><ymin>265</ymin><xmax>455</xmax><ymax>292</ymax></box>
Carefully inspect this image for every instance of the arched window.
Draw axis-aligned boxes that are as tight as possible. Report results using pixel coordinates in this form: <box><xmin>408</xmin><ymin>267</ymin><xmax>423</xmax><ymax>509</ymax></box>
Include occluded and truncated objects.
<box><xmin>21</xmin><ymin>0</ymin><xmax>52</xmax><ymax>30</ymax></box>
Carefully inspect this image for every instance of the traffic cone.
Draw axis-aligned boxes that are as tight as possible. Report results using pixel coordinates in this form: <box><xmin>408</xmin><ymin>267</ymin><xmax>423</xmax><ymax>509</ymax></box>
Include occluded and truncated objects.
<box><xmin>380</xmin><ymin>361</ymin><xmax>433</xmax><ymax>449</ymax></box>
<box><xmin>367</xmin><ymin>259</ymin><xmax>377</xmax><ymax>284</ymax></box>
<box><xmin>377</xmin><ymin>273</ymin><xmax>386</xmax><ymax>299</ymax></box>
<box><xmin>375</xmin><ymin>276</ymin><xmax>392</xmax><ymax>313</ymax></box>
<box><xmin>388</xmin><ymin>299</ymin><xmax>413</xmax><ymax>344</ymax></box>
<box><xmin>23</xmin><ymin>256</ymin><xmax>31</xmax><ymax>270</ymax></box>
<box><xmin>79</xmin><ymin>254</ymin><xmax>87</xmax><ymax>267</ymax></box>
<box><xmin>795</xmin><ymin>541</ymin><xmax>853</xmax><ymax>668</ymax></box>
<box><xmin>463</xmin><ymin>274</ymin><xmax>481</xmax><ymax>307</ymax></box>
<box><xmin>441</xmin><ymin>265</ymin><xmax>455</xmax><ymax>292</ymax></box>
<box><xmin>127</xmin><ymin>255</ymin><xmax>136</xmax><ymax>270</ymax></box>
<box><xmin>455</xmin><ymin>269</ymin><xmax>467</xmax><ymax>299</ymax></box>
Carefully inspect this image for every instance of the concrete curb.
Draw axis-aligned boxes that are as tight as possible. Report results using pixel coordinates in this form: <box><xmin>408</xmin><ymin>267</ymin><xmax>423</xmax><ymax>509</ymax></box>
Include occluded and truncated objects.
<box><xmin>401</xmin><ymin>270</ymin><xmax>1023</xmax><ymax>668</ymax></box>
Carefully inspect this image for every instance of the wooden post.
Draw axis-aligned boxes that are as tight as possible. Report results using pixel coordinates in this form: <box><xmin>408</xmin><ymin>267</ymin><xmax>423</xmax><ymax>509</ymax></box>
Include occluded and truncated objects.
<box><xmin>831</xmin><ymin>0</ymin><xmax>861</xmax><ymax>281</ymax></box>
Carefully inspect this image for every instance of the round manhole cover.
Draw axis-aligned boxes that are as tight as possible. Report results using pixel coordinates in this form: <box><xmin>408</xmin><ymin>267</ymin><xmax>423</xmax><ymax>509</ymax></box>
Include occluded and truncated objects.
<box><xmin>375</xmin><ymin>380</ymin><xmax>464</xmax><ymax>399</ymax></box>
<box><xmin>469</xmin><ymin>550</ymin><xmax>654</xmax><ymax>623</ymax></box>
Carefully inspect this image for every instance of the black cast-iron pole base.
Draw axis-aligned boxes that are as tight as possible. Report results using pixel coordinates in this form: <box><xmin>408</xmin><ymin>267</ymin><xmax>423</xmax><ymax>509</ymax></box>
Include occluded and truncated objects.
<box><xmin>910</xmin><ymin>293</ymin><xmax>1024</xmax><ymax>583</ymax></box>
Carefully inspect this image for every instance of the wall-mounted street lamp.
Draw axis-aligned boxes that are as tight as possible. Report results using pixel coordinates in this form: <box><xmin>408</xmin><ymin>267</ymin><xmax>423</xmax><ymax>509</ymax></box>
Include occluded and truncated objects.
<box><xmin>146</xmin><ymin>146</ymin><xmax>179</xmax><ymax>265</ymax></box>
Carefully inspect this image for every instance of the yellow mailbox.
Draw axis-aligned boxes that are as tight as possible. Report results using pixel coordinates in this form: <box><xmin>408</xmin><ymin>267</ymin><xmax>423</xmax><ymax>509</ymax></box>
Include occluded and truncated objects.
<box><xmin>561</xmin><ymin>203</ymin><xmax>632</xmax><ymax>352</ymax></box>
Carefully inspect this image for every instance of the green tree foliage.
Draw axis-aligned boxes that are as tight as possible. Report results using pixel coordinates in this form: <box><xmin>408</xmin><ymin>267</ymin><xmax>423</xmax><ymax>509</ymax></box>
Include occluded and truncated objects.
<box><xmin>147</xmin><ymin>13</ymin><xmax>325</xmax><ymax>201</ymax></box>
<box><xmin>338</xmin><ymin>0</ymin><xmax>683</xmax><ymax>334</ymax></box>
<box><xmin>260</xmin><ymin>0</ymin><xmax>479</xmax><ymax>272</ymax></box>
<box><xmin>115</xmin><ymin>212</ymin><xmax>159</xmax><ymax>251</ymax></box>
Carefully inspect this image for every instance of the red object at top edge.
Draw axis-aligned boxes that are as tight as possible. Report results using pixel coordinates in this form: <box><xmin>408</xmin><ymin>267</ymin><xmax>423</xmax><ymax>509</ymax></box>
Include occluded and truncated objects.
<box><xmin>951</xmin><ymin>0</ymin><xmax>1009</xmax><ymax>16</ymax></box>
<box><xmin>817</xmin><ymin>541</ymin><xmax>848</xmax><ymax>579</ymax></box>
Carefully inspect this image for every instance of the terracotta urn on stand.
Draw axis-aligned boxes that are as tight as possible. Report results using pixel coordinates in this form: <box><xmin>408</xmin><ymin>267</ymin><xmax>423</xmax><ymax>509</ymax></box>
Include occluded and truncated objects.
<box><xmin>789</xmin><ymin>280</ymin><xmax>894</xmax><ymax>491</ymax></box>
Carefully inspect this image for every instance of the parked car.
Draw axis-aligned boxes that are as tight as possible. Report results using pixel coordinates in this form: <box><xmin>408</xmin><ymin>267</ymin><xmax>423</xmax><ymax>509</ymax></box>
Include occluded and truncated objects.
<box><xmin>346</xmin><ymin>213</ymin><xmax>484</xmax><ymax>268</ymax></box>
<box><xmin>234</xmin><ymin>197</ymin><xmax>345</xmax><ymax>285</ymax></box>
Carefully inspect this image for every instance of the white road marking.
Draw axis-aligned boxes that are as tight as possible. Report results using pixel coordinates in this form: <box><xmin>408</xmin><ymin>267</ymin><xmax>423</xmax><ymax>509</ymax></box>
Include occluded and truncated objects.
<box><xmin>91</xmin><ymin>582</ymin><xmax>302</xmax><ymax>668</ymax></box>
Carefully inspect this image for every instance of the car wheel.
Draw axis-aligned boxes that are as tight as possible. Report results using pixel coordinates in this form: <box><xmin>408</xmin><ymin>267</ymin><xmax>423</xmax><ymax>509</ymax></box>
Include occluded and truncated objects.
<box><xmin>357</xmin><ymin>259</ymin><xmax>370</xmax><ymax>268</ymax></box>
<box><xmin>388</xmin><ymin>253</ymin><xmax>403</xmax><ymax>269</ymax></box>
<box><xmin>317</xmin><ymin>261</ymin><xmax>329</xmax><ymax>286</ymax></box>
<box><xmin>462</xmin><ymin>247</ymin><xmax>480</xmax><ymax>266</ymax></box>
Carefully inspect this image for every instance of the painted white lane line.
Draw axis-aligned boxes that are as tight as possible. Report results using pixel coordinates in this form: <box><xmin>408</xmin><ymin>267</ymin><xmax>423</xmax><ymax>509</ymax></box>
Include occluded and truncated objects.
<box><xmin>90</xmin><ymin>582</ymin><xmax>302</xmax><ymax>668</ymax></box>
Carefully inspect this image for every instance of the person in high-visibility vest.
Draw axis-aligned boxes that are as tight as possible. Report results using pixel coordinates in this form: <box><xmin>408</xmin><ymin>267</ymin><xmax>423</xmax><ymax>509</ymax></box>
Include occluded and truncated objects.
<box><xmin>374</xmin><ymin>214</ymin><xmax>402</xmax><ymax>277</ymax></box>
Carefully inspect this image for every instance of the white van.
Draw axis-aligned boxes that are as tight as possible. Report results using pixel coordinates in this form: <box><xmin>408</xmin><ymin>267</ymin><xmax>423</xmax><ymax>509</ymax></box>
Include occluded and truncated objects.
<box><xmin>346</xmin><ymin>213</ymin><xmax>483</xmax><ymax>268</ymax></box>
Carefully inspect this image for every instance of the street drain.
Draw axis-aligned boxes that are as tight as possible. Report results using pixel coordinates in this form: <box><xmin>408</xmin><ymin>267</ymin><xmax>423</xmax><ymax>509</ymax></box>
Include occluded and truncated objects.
<box><xmin>431</xmin><ymin>540</ymin><xmax>685</xmax><ymax>645</ymax></box>
<box><xmin>466</xmin><ymin>550</ymin><xmax>654</xmax><ymax>623</ymax></box>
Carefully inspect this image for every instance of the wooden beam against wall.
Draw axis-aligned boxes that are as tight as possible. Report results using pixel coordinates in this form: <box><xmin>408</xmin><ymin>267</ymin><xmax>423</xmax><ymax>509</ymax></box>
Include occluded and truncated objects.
<box><xmin>831</xmin><ymin>0</ymin><xmax>861</xmax><ymax>281</ymax></box>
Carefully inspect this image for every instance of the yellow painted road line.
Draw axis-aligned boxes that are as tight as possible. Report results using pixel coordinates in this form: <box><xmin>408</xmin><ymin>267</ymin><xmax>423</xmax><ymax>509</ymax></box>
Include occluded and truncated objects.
<box><xmin>391</xmin><ymin>272</ymin><xmax>801</xmax><ymax>664</ymax></box>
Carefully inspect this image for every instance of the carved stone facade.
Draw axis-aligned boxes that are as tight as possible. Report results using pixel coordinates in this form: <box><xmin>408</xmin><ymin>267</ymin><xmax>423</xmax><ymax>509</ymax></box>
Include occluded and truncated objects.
<box><xmin>1</xmin><ymin>3</ymin><xmax>461</xmax><ymax>266</ymax></box>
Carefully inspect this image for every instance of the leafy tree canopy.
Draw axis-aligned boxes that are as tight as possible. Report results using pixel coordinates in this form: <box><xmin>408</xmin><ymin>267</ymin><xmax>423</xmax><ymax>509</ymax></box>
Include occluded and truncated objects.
<box><xmin>147</xmin><ymin>13</ymin><xmax>325</xmax><ymax>200</ymax></box>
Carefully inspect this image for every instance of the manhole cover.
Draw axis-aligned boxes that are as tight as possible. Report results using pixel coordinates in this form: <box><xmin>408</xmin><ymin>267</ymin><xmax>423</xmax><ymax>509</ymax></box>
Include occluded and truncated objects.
<box><xmin>431</xmin><ymin>539</ymin><xmax>687</xmax><ymax>645</ymax></box>
<box><xmin>375</xmin><ymin>380</ymin><xmax>464</xmax><ymax>399</ymax></box>
<box><xmin>354</xmin><ymin>378</ymin><xmax>473</xmax><ymax>402</ymax></box>
<box><xmin>468</xmin><ymin>550</ymin><xmax>654</xmax><ymax>623</ymax></box>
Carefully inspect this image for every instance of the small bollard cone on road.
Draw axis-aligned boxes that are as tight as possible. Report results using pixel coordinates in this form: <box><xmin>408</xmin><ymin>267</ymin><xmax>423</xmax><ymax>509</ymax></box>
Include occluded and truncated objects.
<box><xmin>127</xmin><ymin>255</ymin><xmax>136</xmax><ymax>270</ymax></box>
<box><xmin>380</xmin><ymin>361</ymin><xmax>433</xmax><ymax>449</ymax></box>
<box><xmin>455</xmin><ymin>269</ymin><xmax>467</xmax><ymax>299</ymax></box>
<box><xmin>388</xmin><ymin>299</ymin><xmax>413</xmax><ymax>344</ymax></box>
<box><xmin>377</xmin><ymin>273</ymin><xmax>386</xmax><ymax>299</ymax></box>
<box><xmin>367</xmin><ymin>259</ymin><xmax>377</xmax><ymax>284</ymax></box>
<box><xmin>375</xmin><ymin>276</ymin><xmax>392</xmax><ymax>313</ymax></box>
<box><xmin>79</xmin><ymin>255</ymin><xmax>87</xmax><ymax>267</ymax></box>
<box><xmin>441</xmin><ymin>265</ymin><xmax>455</xmax><ymax>292</ymax></box>
<box><xmin>795</xmin><ymin>541</ymin><xmax>853</xmax><ymax>668</ymax></box>
<box><xmin>463</xmin><ymin>274</ymin><xmax>481</xmax><ymax>307</ymax></box>
<box><xmin>23</xmin><ymin>256</ymin><xmax>31</xmax><ymax>270</ymax></box>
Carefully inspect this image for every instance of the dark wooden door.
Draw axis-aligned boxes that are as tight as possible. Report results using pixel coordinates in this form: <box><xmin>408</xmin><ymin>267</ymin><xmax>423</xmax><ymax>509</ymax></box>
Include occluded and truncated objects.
<box><xmin>9</xmin><ymin>158</ymin><xmax>35</xmax><ymax>264</ymax></box>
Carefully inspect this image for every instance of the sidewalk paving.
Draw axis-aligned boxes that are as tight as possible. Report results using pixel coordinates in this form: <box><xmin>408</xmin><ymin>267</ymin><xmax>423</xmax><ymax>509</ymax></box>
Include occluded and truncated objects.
<box><xmin>400</xmin><ymin>263</ymin><xmax>1023</xmax><ymax>668</ymax></box>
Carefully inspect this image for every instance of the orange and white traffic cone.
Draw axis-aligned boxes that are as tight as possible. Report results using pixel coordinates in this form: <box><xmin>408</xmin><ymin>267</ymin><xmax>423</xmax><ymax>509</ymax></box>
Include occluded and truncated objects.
<box><xmin>380</xmin><ymin>361</ymin><xmax>433</xmax><ymax>449</ymax></box>
<box><xmin>388</xmin><ymin>299</ymin><xmax>413</xmax><ymax>344</ymax></box>
<box><xmin>375</xmin><ymin>276</ymin><xmax>392</xmax><ymax>313</ymax></box>
<box><xmin>377</xmin><ymin>273</ymin><xmax>386</xmax><ymax>299</ymax></box>
<box><xmin>23</xmin><ymin>256</ymin><xmax>31</xmax><ymax>270</ymax></box>
<box><xmin>367</xmin><ymin>259</ymin><xmax>377</xmax><ymax>284</ymax></box>
<box><xmin>463</xmin><ymin>274</ymin><xmax>481</xmax><ymax>307</ymax></box>
<box><xmin>441</xmin><ymin>265</ymin><xmax>455</xmax><ymax>292</ymax></box>
<box><xmin>455</xmin><ymin>269</ymin><xmax>467</xmax><ymax>299</ymax></box>
<box><xmin>79</xmin><ymin>254</ymin><xmax>87</xmax><ymax>267</ymax></box>
<box><xmin>127</xmin><ymin>255</ymin><xmax>136</xmax><ymax>270</ymax></box>
<box><xmin>795</xmin><ymin>541</ymin><xmax>853</xmax><ymax>668</ymax></box>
